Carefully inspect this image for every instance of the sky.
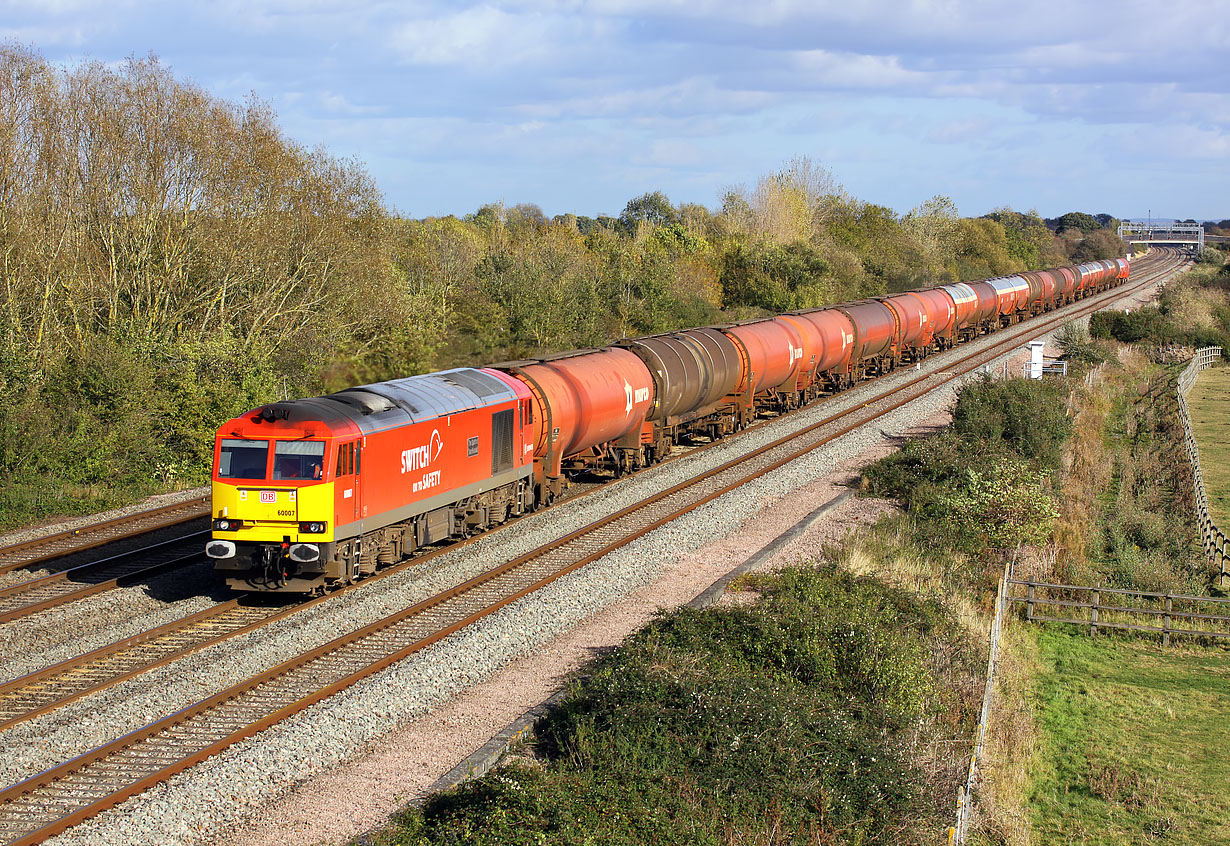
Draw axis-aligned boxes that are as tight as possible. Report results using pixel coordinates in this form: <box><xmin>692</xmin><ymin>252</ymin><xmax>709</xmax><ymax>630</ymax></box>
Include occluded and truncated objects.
<box><xmin>3</xmin><ymin>0</ymin><xmax>1228</xmax><ymax>221</ymax></box>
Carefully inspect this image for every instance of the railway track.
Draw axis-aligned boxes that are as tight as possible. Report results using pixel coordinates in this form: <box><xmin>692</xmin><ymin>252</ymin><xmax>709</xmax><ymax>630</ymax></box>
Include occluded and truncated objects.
<box><xmin>0</xmin><ymin>497</ymin><xmax>209</xmax><ymax>576</ymax></box>
<box><xmin>0</xmin><ymin>534</ymin><xmax>208</xmax><ymax>624</ymax></box>
<box><xmin>0</xmin><ymin>251</ymin><xmax>1184</xmax><ymax>846</ymax></box>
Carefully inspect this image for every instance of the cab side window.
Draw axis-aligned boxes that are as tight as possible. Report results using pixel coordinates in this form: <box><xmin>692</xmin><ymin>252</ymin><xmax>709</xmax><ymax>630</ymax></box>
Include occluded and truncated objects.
<box><xmin>338</xmin><ymin>442</ymin><xmax>357</xmax><ymax>477</ymax></box>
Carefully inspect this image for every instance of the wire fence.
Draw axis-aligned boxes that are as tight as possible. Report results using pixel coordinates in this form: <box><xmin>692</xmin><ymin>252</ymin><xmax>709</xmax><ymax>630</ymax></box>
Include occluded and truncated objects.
<box><xmin>948</xmin><ymin>558</ymin><xmax>1010</xmax><ymax>846</ymax></box>
<box><xmin>1176</xmin><ymin>346</ymin><xmax>1226</xmax><ymax>584</ymax></box>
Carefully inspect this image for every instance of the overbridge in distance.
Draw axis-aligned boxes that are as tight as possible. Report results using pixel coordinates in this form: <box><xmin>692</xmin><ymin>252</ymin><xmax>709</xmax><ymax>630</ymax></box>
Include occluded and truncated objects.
<box><xmin>1117</xmin><ymin>221</ymin><xmax>1205</xmax><ymax>253</ymax></box>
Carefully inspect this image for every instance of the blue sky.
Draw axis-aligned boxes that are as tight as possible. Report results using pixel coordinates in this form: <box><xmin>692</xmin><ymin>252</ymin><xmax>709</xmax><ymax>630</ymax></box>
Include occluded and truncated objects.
<box><xmin>4</xmin><ymin>1</ymin><xmax>1227</xmax><ymax>220</ymax></box>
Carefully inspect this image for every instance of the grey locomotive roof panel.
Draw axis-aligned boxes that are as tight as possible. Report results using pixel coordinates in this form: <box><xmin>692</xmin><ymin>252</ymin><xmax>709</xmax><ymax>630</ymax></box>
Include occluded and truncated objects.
<box><xmin>243</xmin><ymin>368</ymin><xmax>515</xmax><ymax>436</ymax></box>
<box><xmin>334</xmin><ymin>368</ymin><xmax>516</xmax><ymax>423</ymax></box>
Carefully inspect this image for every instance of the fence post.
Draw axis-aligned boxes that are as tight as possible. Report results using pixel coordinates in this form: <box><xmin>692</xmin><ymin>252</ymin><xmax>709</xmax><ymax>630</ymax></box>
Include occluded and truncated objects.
<box><xmin>1219</xmin><ymin>530</ymin><xmax>1227</xmax><ymax>588</ymax></box>
<box><xmin>1091</xmin><ymin>590</ymin><xmax>1099</xmax><ymax>637</ymax></box>
<box><xmin>1163</xmin><ymin>596</ymin><xmax>1172</xmax><ymax>647</ymax></box>
<box><xmin>1027</xmin><ymin>583</ymin><xmax>1035</xmax><ymax>621</ymax></box>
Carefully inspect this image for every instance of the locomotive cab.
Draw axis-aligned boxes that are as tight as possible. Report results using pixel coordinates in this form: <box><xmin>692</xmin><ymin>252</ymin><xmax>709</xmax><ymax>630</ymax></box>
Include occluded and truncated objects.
<box><xmin>207</xmin><ymin>428</ymin><xmax>345</xmax><ymax>592</ymax></box>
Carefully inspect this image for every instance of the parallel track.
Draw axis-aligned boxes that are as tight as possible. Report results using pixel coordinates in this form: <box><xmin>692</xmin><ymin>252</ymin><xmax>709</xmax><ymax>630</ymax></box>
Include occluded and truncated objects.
<box><xmin>0</xmin><ymin>498</ymin><xmax>209</xmax><ymax>576</ymax></box>
<box><xmin>0</xmin><ymin>535</ymin><xmax>208</xmax><ymax>624</ymax></box>
<box><xmin>0</xmin><ymin>250</ymin><xmax>1184</xmax><ymax>846</ymax></box>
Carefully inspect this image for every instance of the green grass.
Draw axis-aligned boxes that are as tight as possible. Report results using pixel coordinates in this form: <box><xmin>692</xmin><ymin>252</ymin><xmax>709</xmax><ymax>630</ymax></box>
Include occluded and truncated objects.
<box><xmin>1027</xmin><ymin>627</ymin><xmax>1230</xmax><ymax>844</ymax></box>
<box><xmin>1187</xmin><ymin>366</ymin><xmax>1230</xmax><ymax>528</ymax></box>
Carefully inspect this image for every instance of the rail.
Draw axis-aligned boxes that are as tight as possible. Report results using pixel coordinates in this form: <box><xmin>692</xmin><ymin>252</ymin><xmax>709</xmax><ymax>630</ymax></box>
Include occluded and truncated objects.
<box><xmin>1176</xmin><ymin>346</ymin><xmax>1226</xmax><ymax>584</ymax></box>
<box><xmin>1008</xmin><ymin>580</ymin><xmax>1230</xmax><ymax>645</ymax></box>
<box><xmin>949</xmin><ymin>559</ymin><xmax>1010</xmax><ymax>846</ymax></box>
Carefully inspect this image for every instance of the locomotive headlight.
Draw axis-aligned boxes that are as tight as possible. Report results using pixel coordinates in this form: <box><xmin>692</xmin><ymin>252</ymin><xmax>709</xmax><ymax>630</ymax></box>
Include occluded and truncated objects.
<box><xmin>299</xmin><ymin>521</ymin><xmax>327</xmax><ymax>534</ymax></box>
<box><xmin>213</xmin><ymin>518</ymin><xmax>242</xmax><ymax>531</ymax></box>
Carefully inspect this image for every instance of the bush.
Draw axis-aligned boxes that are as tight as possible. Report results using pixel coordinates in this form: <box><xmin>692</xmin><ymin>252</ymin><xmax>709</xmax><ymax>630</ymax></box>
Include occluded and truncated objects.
<box><xmin>950</xmin><ymin>375</ymin><xmax>1071</xmax><ymax>470</ymax></box>
<box><xmin>935</xmin><ymin>457</ymin><xmax>1060</xmax><ymax>554</ymax></box>
<box><xmin>863</xmin><ymin>376</ymin><xmax>1069</xmax><ymax>558</ymax></box>
<box><xmin>1198</xmin><ymin>247</ymin><xmax>1225</xmax><ymax>266</ymax></box>
<box><xmin>1089</xmin><ymin>308</ymin><xmax>1170</xmax><ymax>343</ymax></box>
<box><xmin>1055</xmin><ymin>323</ymin><xmax>1108</xmax><ymax>366</ymax></box>
<box><xmin>397</xmin><ymin>566</ymin><xmax>979</xmax><ymax>846</ymax></box>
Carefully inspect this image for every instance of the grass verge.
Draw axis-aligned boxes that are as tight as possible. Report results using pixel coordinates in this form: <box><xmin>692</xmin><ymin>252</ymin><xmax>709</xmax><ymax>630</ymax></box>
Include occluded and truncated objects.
<box><xmin>1186</xmin><ymin>365</ymin><xmax>1230</xmax><ymax>528</ymax></box>
<box><xmin>377</xmin><ymin>565</ymin><xmax>983</xmax><ymax>846</ymax></box>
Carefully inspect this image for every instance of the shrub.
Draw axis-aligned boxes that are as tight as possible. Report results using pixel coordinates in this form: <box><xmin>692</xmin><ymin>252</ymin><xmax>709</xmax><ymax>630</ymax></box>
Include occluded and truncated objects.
<box><xmin>950</xmin><ymin>375</ymin><xmax>1071</xmax><ymax>470</ymax></box>
<box><xmin>935</xmin><ymin>457</ymin><xmax>1060</xmax><ymax>554</ymax></box>
<box><xmin>1088</xmin><ymin>308</ymin><xmax>1170</xmax><ymax>343</ymax></box>
<box><xmin>1198</xmin><ymin>247</ymin><xmax>1225</xmax><ymax>266</ymax></box>
<box><xmin>1055</xmin><ymin>323</ymin><xmax>1108</xmax><ymax>366</ymax></box>
<box><xmin>399</xmin><ymin>566</ymin><xmax>979</xmax><ymax>846</ymax></box>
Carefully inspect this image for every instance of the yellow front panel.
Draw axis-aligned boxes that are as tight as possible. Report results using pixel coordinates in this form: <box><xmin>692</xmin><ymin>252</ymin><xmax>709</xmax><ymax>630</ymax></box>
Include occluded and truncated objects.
<box><xmin>211</xmin><ymin>480</ymin><xmax>336</xmax><ymax>543</ymax></box>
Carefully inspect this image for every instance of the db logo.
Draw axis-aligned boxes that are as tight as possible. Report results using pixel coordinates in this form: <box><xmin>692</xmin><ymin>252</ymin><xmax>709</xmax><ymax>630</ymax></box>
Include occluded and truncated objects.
<box><xmin>260</xmin><ymin>491</ymin><xmax>276</xmax><ymax>504</ymax></box>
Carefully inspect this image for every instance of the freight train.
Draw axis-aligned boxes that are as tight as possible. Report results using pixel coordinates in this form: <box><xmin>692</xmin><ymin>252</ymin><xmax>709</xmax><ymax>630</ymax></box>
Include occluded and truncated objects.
<box><xmin>206</xmin><ymin>257</ymin><xmax>1131</xmax><ymax>592</ymax></box>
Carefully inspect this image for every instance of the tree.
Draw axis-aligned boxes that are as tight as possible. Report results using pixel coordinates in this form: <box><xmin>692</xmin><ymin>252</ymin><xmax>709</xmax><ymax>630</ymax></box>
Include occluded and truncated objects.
<box><xmin>1071</xmin><ymin>229</ymin><xmax>1126</xmax><ymax>261</ymax></box>
<box><xmin>619</xmin><ymin>191</ymin><xmax>677</xmax><ymax>231</ymax></box>
<box><xmin>1052</xmin><ymin>212</ymin><xmax>1101</xmax><ymax>234</ymax></box>
<box><xmin>507</xmin><ymin>203</ymin><xmax>547</xmax><ymax>230</ymax></box>
<box><xmin>902</xmin><ymin>195</ymin><xmax>961</xmax><ymax>264</ymax></box>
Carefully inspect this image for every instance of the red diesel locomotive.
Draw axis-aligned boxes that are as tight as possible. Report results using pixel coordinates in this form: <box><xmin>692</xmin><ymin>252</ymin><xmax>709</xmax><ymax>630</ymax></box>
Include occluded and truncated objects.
<box><xmin>208</xmin><ymin>256</ymin><xmax>1131</xmax><ymax>592</ymax></box>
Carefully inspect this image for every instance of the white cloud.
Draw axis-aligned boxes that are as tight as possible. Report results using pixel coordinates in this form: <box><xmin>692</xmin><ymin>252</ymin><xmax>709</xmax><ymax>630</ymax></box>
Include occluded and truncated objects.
<box><xmin>319</xmin><ymin>90</ymin><xmax>385</xmax><ymax>116</ymax></box>
<box><xmin>514</xmin><ymin>76</ymin><xmax>777</xmax><ymax>120</ymax></box>
<box><xmin>387</xmin><ymin>5</ymin><xmax>609</xmax><ymax>68</ymax></box>
<box><xmin>790</xmin><ymin>50</ymin><xmax>933</xmax><ymax>90</ymax></box>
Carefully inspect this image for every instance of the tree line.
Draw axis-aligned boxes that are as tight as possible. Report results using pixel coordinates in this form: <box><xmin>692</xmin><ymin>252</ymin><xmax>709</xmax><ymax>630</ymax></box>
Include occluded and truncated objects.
<box><xmin>0</xmin><ymin>44</ymin><xmax>1129</xmax><ymax>524</ymax></box>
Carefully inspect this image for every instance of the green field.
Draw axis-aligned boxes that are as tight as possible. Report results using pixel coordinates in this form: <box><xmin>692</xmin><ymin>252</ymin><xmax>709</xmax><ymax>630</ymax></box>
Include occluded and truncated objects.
<box><xmin>1026</xmin><ymin>628</ymin><xmax>1230</xmax><ymax>844</ymax></box>
<box><xmin>1187</xmin><ymin>365</ymin><xmax>1230</xmax><ymax>528</ymax></box>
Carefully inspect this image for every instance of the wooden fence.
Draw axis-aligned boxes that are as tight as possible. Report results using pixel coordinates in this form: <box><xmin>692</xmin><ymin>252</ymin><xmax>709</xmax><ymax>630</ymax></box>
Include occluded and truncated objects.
<box><xmin>1008</xmin><ymin>580</ymin><xmax>1230</xmax><ymax>646</ymax></box>
<box><xmin>1177</xmin><ymin>346</ymin><xmax>1227</xmax><ymax>584</ymax></box>
<box><xmin>948</xmin><ymin>560</ymin><xmax>1010</xmax><ymax>846</ymax></box>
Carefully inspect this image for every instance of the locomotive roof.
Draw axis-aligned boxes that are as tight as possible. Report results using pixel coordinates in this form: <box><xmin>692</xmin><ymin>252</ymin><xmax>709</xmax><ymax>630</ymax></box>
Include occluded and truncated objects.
<box><xmin>246</xmin><ymin>368</ymin><xmax>517</xmax><ymax>437</ymax></box>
